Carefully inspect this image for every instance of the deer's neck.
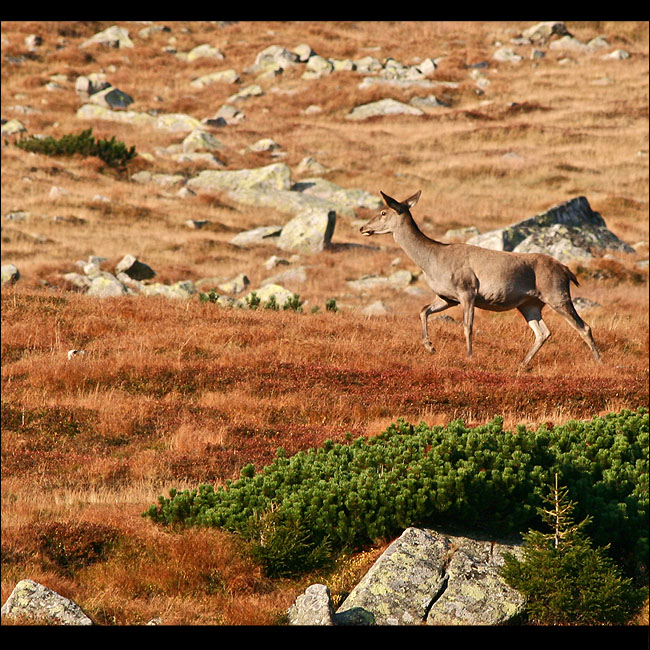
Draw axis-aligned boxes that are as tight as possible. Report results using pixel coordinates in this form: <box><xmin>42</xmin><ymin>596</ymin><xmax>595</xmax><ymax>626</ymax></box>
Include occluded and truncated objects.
<box><xmin>392</xmin><ymin>214</ymin><xmax>441</xmax><ymax>270</ymax></box>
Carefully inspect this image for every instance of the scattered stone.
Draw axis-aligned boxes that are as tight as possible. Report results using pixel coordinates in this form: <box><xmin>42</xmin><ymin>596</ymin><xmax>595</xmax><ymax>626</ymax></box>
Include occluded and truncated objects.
<box><xmin>1</xmin><ymin>580</ymin><xmax>94</xmax><ymax>625</ymax></box>
<box><xmin>288</xmin><ymin>584</ymin><xmax>335</xmax><ymax>626</ymax></box>
<box><xmin>217</xmin><ymin>272</ymin><xmax>249</xmax><ymax>294</ymax></box>
<box><xmin>245</xmin><ymin>283</ymin><xmax>294</xmax><ymax>307</ymax></box>
<box><xmin>277</xmin><ymin>209</ymin><xmax>336</xmax><ymax>254</ymax></box>
<box><xmin>231</xmin><ymin>225</ymin><xmax>283</xmax><ymax>247</ymax></box>
<box><xmin>573</xmin><ymin>296</ymin><xmax>601</xmax><ymax>311</ymax></box>
<box><xmin>88</xmin><ymin>86</ymin><xmax>134</xmax><ymax>110</ymax></box>
<box><xmin>602</xmin><ymin>49</ymin><xmax>630</xmax><ymax>60</ymax></box>
<box><xmin>264</xmin><ymin>255</ymin><xmax>290</xmax><ymax>270</ymax></box>
<box><xmin>522</xmin><ymin>21</ymin><xmax>571</xmax><ymax>44</ymax></box>
<box><xmin>74</xmin><ymin>73</ymin><xmax>111</xmax><ymax>98</ymax></box>
<box><xmin>1</xmin><ymin>119</ymin><xmax>26</xmax><ymax>135</ymax></box>
<box><xmin>228</xmin><ymin>84</ymin><xmax>263</xmax><ymax>102</ymax></box>
<box><xmin>296</xmin><ymin>156</ymin><xmax>328</xmax><ymax>176</ymax></box>
<box><xmin>262</xmin><ymin>266</ymin><xmax>307</xmax><ymax>288</ymax></box>
<box><xmin>182</xmin><ymin>129</ymin><xmax>224</xmax><ymax>153</ymax></box>
<box><xmin>206</xmin><ymin>104</ymin><xmax>245</xmax><ymax>125</ymax></box>
<box><xmin>190</xmin><ymin>69</ymin><xmax>240</xmax><ymax>88</ymax></box>
<box><xmin>346</xmin><ymin>98</ymin><xmax>424</xmax><ymax>120</ymax></box>
<box><xmin>81</xmin><ymin>25</ymin><xmax>133</xmax><ymax>49</ymax></box>
<box><xmin>87</xmin><ymin>273</ymin><xmax>128</xmax><ymax>297</ymax></box>
<box><xmin>466</xmin><ymin>196</ymin><xmax>634</xmax><ymax>262</ymax></box>
<box><xmin>67</xmin><ymin>349</ymin><xmax>86</xmax><ymax>360</ymax></box>
<box><xmin>140</xmin><ymin>280</ymin><xmax>195</xmax><ymax>299</ymax></box>
<box><xmin>492</xmin><ymin>47</ymin><xmax>522</xmax><ymax>63</ymax></box>
<box><xmin>24</xmin><ymin>34</ymin><xmax>43</xmax><ymax>52</ymax></box>
<box><xmin>188</xmin><ymin>162</ymin><xmax>292</xmax><ymax>194</ymax></box>
<box><xmin>1</xmin><ymin>264</ymin><xmax>20</xmax><ymax>285</ymax></box>
<box><xmin>185</xmin><ymin>43</ymin><xmax>225</xmax><ymax>62</ymax></box>
<box><xmin>252</xmin><ymin>45</ymin><xmax>300</xmax><ymax>74</ymax></box>
<box><xmin>154</xmin><ymin>113</ymin><xmax>202</xmax><ymax>133</ymax></box>
<box><xmin>361</xmin><ymin>300</ymin><xmax>390</xmax><ymax>316</ymax></box>
<box><xmin>444</xmin><ymin>226</ymin><xmax>481</xmax><ymax>241</ymax></box>
<box><xmin>293</xmin><ymin>43</ymin><xmax>315</xmax><ymax>62</ymax></box>
<box><xmin>549</xmin><ymin>35</ymin><xmax>590</xmax><ymax>53</ymax></box>
<box><xmin>115</xmin><ymin>254</ymin><xmax>156</xmax><ymax>281</ymax></box>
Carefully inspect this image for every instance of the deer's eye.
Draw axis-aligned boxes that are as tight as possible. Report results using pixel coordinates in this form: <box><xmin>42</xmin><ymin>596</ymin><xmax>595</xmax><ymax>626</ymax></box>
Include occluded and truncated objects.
<box><xmin>381</xmin><ymin>211</ymin><xmax>386</xmax><ymax>216</ymax></box>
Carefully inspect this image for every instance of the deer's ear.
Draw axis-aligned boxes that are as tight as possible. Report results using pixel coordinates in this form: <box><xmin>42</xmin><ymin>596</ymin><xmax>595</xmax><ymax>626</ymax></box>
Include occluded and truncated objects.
<box><xmin>380</xmin><ymin>191</ymin><xmax>403</xmax><ymax>213</ymax></box>
<box><xmin>405</xmin><ymin>190</ymin><xmax>421</xmax><ymax>209</ymax></box>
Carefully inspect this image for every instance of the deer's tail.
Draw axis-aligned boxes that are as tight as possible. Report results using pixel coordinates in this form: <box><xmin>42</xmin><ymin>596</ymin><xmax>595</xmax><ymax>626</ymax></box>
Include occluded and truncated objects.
<box><xmin>565</xmin><ymin>265</ymin><xmax>580</xmax><ymax>287</ymax></box>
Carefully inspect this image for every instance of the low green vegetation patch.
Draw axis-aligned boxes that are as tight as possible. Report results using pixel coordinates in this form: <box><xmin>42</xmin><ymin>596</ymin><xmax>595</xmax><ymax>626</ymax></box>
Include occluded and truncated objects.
<box><xmin>14</xmin><ymin>128</ymin><xmax>136</xmax><ymax>169</ymax></box>
<box><xmin>144</xmin><ymin>408</ymin><xmax>648</xmax><ymax>580</ymax></box>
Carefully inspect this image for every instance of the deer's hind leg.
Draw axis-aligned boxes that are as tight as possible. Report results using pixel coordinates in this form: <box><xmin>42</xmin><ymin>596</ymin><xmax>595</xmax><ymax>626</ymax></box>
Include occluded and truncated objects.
<box><xmin>420</xmin><ymin>296</ymin><xmax>455</xmax><ymax>353</ymax></box>
<box><xmin>518</xmin><ymin>301</ymin><xmax>551</xmax><ymax>366</ymax></box>
<box><xmin>550</xmin><ymin>299</ymin><xmax>601</xmax><ymax>362</ymax></box>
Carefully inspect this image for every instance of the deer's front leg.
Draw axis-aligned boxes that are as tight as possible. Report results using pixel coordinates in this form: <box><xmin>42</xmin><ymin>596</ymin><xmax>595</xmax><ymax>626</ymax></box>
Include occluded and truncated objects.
<box><xmin>420</xmin><ymin>296</ymin><xmax>453</xmax><ymax>353</ymax></box>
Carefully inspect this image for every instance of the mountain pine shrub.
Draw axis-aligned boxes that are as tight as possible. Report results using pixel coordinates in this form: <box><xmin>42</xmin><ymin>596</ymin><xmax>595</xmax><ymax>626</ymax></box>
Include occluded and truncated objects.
<box><xmin>14</xmin><ymin>128</ymin><xmax>136</xmax><ymax>169</ymax></box>
<box><xmin>144</xmin><ymin>408</ymin><xmax>648</xmax><ymax>579</ymax></box>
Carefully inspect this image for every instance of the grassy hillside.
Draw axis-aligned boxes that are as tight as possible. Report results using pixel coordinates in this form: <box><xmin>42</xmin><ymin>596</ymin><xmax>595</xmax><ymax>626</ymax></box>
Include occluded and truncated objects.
<box><xmin>1</xmin><ymin>20</ymin><xmax>648</xmax><ymax>625</ymax></box>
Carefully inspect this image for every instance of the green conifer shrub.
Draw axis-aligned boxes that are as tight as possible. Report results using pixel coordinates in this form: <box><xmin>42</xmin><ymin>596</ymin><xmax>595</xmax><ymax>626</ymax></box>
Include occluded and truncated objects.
<box><xmin>144</xmin><ymin>408</ymin><xmax>648</xmax><ymax>580</ymax></box>
<box><xmin>500</xmin><ymin>475</ymin><xmax>646</xmax><ymax>624</ymax></box>
<box><xmin>14</xmin><ymin>128</ymin><xmax>136</xmax><ymax>169</ymax></box>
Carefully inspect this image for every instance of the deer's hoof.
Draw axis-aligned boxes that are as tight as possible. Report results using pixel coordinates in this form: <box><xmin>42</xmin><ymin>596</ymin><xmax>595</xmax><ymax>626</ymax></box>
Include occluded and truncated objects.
<box><xmin>422</xmin><ymin>341</ymin><xmax>435</xmax><ymax>354</ymax></box>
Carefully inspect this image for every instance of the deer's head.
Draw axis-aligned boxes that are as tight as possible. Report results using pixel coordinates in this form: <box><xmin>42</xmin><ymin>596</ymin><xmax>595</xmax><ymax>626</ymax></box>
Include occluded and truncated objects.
<box><xmin>360</xmin><ymin>190</ymin><xmax>421</xmax><ymax>236</ymax></box>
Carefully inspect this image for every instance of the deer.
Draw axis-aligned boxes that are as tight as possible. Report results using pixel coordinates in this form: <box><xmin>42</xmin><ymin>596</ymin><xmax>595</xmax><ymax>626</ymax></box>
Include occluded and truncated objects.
<box><xmin>360</xmin><ymin>190</ymin><xmax>601</xmax><ymax>366</ymax></box>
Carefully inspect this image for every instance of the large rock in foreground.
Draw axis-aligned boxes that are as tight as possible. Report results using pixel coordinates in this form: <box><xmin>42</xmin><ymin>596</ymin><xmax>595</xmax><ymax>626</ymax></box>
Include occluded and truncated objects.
<box><xmin>1</xmin><ymin>579</ymin><xmax>93</xmax><ymax>625</ymax></box>
<box><xmin>466</xmin><ymin>196</ymin><xmax>633</xmax><ymax>262</ymax></box>
<box><xmin>288</xmin><ymin>527</ymin><xmax>525</xmax><ymax>626</ymax></box>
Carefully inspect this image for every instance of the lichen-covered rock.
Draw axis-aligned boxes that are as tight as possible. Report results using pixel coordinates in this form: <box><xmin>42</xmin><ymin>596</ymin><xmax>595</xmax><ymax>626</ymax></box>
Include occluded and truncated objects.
<box><xmin>245</xmin><ymin>283</ymin><xmax>294</xmax><ymax>308</ymax></box>
<box><xmin>335</xmin><ymin>528</ymin><xmax>448</xmax><ymax>625</ymax></box>
<box><xmin>277</xmin><ymin>209</ymin><xmax>336</xmax><ymax>254</ymax></box>
<box><xmin>288</xmin><ymin>584</ymin><xmax>336</xmax><ymax>625</ymax></box>
<box><xmin>81</xmin><ymin>25</ymin><xmax>133</xmax><ymax>49</ymax></box>
<box><xmin>293</xmin><ymin>178</ymin><xmax>382</xmax><ymax>210</ymax></box>
<box><xmin>86</xmin><ymin>273</ymin><xmax>128</xmax><ymax>297</ymax></box>
<box><xmin>182</xmin><ymin>129</ymin><xmax>225</xmax><ymax>153</ymax></box>
<box><xmin>115</xmin><ymin>254</ymin><xmax>156</xmax><ymax>281</ymax></box>
<box><xmin>231</xmin><ymin>225</ymin><xmax>283</xmax><ymax>247</ymax></box>
<box><xmin>335</xmin><ymin>528</ymin><xmax>525</xmax><ymax>626</ymax></box>
<box><xmin>346</xmin><ymin>98</ymin><xmax>424</xmax><ymax>120</ymax></box>
<box><xmin>88</xmin><ymin>86</ymin><xmax>134</xmax><ymax>110</ymax></box>
<box><xmin>426</xmin><ymin>537</ymin><xmax>525</xmax><ymax>625</ymax></box>
<box><xmin>187</xmin><ymin>162</ymin><xmax>292</xmax><ymax>194</ymax></box>
<box><xmin>153</xmin><ymin>113</ymin><xmax>202</xmax><ymax>133</ymax></box>
<box><xmin>466</xmin><ymin>196</ymin><xmax>633</xmax><ymax>262</ymax></box>
<box><xmin>1</xmin><ymin>579</ymin><xmax>93</xmax><ymax>625</ymax></box>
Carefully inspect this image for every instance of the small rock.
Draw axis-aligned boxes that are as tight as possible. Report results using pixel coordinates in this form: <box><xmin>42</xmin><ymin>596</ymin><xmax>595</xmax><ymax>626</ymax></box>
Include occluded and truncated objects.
<box><xmin>245</xmin><ymin>283</ymin><xmax>294</xmax><ymax>308</ymax></box>
<box><xmin>1</xmin><ymin>264</ymin><xmax>20</xmax><ymax>285</ymax></box>
<box><xmin>231</xmin><ymin>225</ymin><xmax>283</xmax><ymax>247</ymax></box>
<box><xmin>115</xmin><ymin>254</ymin><xmax>156</xmax><ymax>281</ymax></box>
<box><xmin>81</xmin><ymin>25</ymin><xmax>133</xmax><ymax>49</ymax></box>
<box><xmin>362</xmin><ymin>300</ymin><xmax>390</xmax><ymax>316</ymax></box>
<box><xmin>288</xmin><ymin>584</ymin><xmax>335</xmax><ymax>626</ymax></box>
<box><xmin>1</xmin><ymin>579</ymin><xmax>93</xmax><ymax>625</ymax></box>
<box><xmin>277</xmin><ymin>209</ymin><xmax>336</xmax><ymax>254</ymax></box>
<box><xmin>346</xmin><ymin>98</ymin><xmax>424</xmax><ymax>120</ymax></box>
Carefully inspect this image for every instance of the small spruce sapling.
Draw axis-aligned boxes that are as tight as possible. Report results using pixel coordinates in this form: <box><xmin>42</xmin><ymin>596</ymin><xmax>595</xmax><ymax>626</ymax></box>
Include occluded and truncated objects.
<box><xmin>500</xmin><ymin>474</ymin><xmax>644</xmax><ymax>625</ymax></box>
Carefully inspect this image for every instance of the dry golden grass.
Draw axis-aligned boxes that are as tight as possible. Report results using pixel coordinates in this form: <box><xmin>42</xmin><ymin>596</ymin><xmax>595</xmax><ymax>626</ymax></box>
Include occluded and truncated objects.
<box><xmin>2</xmin><ymin>20</ymin><xmax>648</xmax><ymax>626</ymax></box>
